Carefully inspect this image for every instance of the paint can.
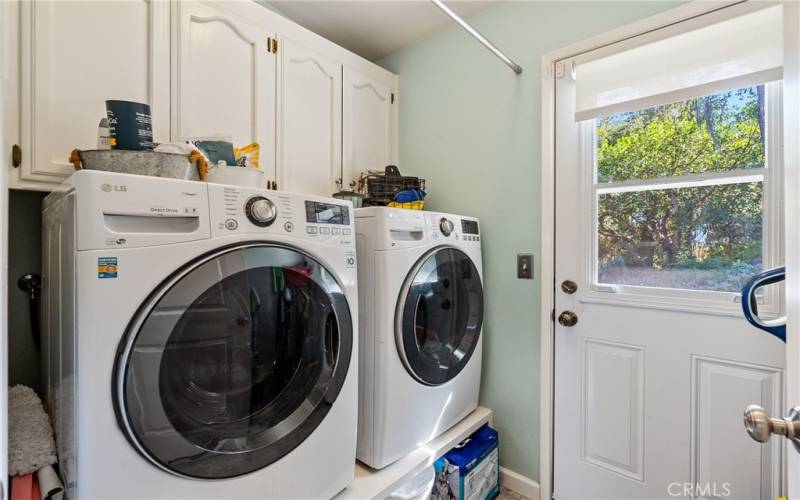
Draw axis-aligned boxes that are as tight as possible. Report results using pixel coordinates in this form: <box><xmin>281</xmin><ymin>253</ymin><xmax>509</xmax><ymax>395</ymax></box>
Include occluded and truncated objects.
<box><xmin>105</xmin><ymin>100</ymin><xmax>154</xmax><ymax>150</ymax></box>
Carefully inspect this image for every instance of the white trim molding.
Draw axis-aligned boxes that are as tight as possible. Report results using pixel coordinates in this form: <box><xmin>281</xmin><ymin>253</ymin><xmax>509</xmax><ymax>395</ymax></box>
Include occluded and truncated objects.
<box><xmin>500</xmin><ymin>467</ymin><xmax>540</xmax><ymax>500</ymax></box>
<box><xmin>0</xmin><ymin>1</ymin><xmax>12</xmax><ymax>497</ymax></box>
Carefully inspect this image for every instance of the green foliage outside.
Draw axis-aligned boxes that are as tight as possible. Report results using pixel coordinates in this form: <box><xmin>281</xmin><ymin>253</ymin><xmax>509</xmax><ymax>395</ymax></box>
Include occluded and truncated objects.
<box><xmin>596</xmin><ymin>86</ymin><xmax>766</xmax><ymax>292</ymax></box>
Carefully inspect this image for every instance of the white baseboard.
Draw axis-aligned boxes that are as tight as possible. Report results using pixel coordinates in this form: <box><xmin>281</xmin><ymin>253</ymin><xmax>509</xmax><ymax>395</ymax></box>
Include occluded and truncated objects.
<box><xmin>499</xmin><ymin>467</ymin><xmax>540</xmax><ymax>500</ymax></box>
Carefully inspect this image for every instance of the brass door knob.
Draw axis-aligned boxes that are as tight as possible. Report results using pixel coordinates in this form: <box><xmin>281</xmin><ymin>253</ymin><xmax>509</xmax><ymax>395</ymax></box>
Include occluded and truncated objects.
<box><xmin>558</xmin><ymin>310</ymin><xmax>578</xmax><ymax>327</ymax></box>
<box><xmin>561</xmin><ymin>280</ymin><xmax>577</xmax><ymax>294</ymax></box>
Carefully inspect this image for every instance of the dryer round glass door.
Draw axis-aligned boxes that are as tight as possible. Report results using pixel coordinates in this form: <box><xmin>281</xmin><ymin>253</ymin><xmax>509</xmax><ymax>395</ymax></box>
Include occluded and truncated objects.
<box><xmin>396</xmin><ymin>247</ymin><xmax>484</xmax><ymax>386</ymax></box>
<box><xmin>114</xmin><ymin>244</ymin><xmax>353</xmax><ymax>479</ymax></box>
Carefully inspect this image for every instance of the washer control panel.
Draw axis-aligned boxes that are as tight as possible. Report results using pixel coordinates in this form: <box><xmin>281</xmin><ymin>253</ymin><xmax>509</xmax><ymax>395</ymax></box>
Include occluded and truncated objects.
<box><xmin>208</xmin><ymin>184</ymin><xmax>354</xmax><ymax>246</ymax></box>
<box><xmin>304</xmin><ymin>200</ymin><xmax>353</xmax><ymax>237</ymax></box>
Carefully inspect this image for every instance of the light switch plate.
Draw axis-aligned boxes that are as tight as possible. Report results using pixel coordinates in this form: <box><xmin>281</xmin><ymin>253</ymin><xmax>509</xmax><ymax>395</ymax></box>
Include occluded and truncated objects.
<box><xmin>517</xmin><ymin>253</ymin><xmax>534</xmax><ymax>279</ymax></box>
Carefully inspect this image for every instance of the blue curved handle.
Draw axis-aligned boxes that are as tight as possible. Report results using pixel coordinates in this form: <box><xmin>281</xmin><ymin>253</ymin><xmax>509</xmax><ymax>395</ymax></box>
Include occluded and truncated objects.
<box><xmin>741</xmin><ymin>266</ymin><xmax>786</xmax><ymax>342</ymax></box>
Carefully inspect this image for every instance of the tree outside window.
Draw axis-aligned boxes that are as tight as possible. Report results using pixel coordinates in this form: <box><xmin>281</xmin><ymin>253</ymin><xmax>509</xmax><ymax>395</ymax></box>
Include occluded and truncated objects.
<box><xmin>596</xmin><ymin>85</ymin><xmax>767</xmax><ymax>293</ymax></box>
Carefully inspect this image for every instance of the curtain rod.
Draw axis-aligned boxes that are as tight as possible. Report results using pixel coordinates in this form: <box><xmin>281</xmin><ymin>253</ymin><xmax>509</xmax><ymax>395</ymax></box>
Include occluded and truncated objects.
<box><xmin>430</xmin><ymin>0</ymin><xmax>522</xmax><ymax>74</ymax></box>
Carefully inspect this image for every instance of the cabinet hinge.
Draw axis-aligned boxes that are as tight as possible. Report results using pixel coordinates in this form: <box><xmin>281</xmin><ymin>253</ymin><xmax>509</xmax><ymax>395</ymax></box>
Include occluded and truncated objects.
<box><xmin>12</xmin><ymin>144</ymin><xmax>21</xmax><ymax>168</ymax></box>
<box><xmin>391</xmin><ymin>93</ymin><xmax>395</xmax><ymax>104</ymax></box>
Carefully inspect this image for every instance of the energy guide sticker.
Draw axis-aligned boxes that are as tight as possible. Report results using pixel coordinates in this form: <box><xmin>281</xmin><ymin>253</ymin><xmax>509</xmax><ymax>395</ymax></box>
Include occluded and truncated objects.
<box><xmin>98</xmin><ymin>257</ymin><xmax>118</xmax><ymax>279</ymax></box>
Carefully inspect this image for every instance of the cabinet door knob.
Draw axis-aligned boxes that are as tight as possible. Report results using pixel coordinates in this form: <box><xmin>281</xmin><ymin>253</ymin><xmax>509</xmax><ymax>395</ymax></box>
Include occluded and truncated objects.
<box><xmin>557</xmin><ymin>310</ymin><xmax>578</xmax><ymax>327</ymax></box>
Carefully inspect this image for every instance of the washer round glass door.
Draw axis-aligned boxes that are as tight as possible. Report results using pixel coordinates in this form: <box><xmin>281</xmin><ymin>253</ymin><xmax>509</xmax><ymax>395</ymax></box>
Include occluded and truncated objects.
<box><xmin>114</xmin><ymin>244</ymin><xmax>352</xmax><ymax>479</ymax></box>
<box><xmin>396</xmin><ymin>247</ymin><xmax>483</xmax><ymax>386</ymax></box>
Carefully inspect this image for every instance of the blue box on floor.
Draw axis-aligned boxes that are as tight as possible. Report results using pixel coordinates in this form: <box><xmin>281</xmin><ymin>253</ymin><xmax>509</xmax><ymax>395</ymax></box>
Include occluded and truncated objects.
<box><xmin>432</xmin><ymin>424</ymin><xmax>500</xmax><ymax>500</ymax></box>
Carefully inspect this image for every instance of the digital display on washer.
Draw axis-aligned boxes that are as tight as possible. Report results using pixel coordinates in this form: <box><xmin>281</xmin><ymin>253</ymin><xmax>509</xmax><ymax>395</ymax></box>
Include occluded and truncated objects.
<box><xmin>461</xmin><ymin>219</ymin><xmax>479</xmax><ymax>235</ymax></box>
<box><xmin>305</xmin><ymin>201</ymin><xmax>350</xmax><ymax>225</ymax></box>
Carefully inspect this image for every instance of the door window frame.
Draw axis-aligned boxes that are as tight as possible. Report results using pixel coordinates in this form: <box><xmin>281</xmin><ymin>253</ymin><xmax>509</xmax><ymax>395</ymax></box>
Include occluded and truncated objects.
<box><xmin>577</xmin><ymin>81</ymin><xmax>784</xmax><ymax>316</ymax></box>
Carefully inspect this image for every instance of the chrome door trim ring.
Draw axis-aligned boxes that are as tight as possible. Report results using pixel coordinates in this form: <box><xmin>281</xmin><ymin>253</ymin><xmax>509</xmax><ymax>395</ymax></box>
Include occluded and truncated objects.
<box><xmin>111</xmin><ymin>241</ymin><xmax>352</xmax><ymax>479</ymax></box>
<box><xmin>394</xmin><ymin>245</ymin><xmax>483</xmax><ymax>386</ymax></box>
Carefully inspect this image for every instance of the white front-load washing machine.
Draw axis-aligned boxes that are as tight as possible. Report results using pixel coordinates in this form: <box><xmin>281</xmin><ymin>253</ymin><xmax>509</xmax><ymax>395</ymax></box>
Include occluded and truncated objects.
<box><xmin>354</xmin><ymin>207</ymin><xmax>484</xmax><ymax>469</ymax></box>
<box><xmin>42</xmin><ymin>170</ymin><xmax>359</xmax><ymax>499</ymax></box>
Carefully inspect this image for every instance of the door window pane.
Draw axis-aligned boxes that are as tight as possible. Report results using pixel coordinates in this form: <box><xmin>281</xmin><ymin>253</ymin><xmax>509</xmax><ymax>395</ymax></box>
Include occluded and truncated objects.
<box><xmin>594</xmin><ymin>85</ymin><xmax>771</xmax><ymax>293</ymax></box>
<box><xmin>597</xmin><ymin>182</ymin><xmax>763</xmax><ymax>292</ymax></box>
<box><xmin>597</xmin><ymin>85</ymin><xmax>765</xmax><ymax>183</ymax></box>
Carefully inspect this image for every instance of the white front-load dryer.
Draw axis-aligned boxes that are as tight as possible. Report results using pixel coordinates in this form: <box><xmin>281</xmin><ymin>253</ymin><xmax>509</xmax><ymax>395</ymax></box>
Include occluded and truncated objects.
<box><xmin>42</xmin><ymin>170</ymin><xmax>359</xmax><ymax>499</ymax></box>
<box><xmin>354</xmin><ymin>207</ymin><xmax>484</xmax><ymax>469</ymax></box>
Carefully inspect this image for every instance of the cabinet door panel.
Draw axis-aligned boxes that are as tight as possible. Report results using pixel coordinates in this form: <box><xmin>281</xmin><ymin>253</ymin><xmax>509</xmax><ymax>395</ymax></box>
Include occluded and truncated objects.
<box><xmin>278</xmin><ymin>39</ymin><xmax>342</xmax><ymax>197</ymax></box>
<box><xmin>343</xmin><ymin>68</ymin><xmax>392</xmax><ymax>191</ymax></box>
<box><xmin>174</xmin><ymin>1</ymin><xmax>275</xmax><ymax>183</ymax></box>
<box><xmin>20</xmin><ymin>0</ymin><xmax>169</xmax><ymax>184</ymax></box>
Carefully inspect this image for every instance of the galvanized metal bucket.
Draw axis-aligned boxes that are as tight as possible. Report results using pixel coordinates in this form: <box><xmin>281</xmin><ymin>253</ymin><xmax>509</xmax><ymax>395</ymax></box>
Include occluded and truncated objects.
<box><xmin>69</xmin><ymin>149</ymin><xmax>203</xmax><ymax>181</ymax></box>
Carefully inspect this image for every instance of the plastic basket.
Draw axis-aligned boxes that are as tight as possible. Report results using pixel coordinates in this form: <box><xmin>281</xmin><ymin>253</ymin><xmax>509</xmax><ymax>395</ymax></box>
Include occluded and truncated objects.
<box><xmin>387</xmin><ymin>200</ymin><xmax>426</xmax><ymax>210</ymax></box>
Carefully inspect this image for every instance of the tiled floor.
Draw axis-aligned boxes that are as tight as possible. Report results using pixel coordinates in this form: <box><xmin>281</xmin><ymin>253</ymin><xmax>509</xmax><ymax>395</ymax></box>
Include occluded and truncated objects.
<box><xmin>498</xmin><ymin>486</ymin><xmax>531</xmax><ymax>500</ymax></box>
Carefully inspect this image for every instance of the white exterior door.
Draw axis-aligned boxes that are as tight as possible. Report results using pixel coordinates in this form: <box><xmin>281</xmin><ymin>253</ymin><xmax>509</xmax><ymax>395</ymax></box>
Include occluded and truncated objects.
<box><xmin>342</xmin><ymin>67</ymin><xmax>392</xmax><ymax>191</ymax></box>
<box><xmin>553</xmin><ymin>6</ymin><xmax>788</xmax><ymax>499</ymax></box>
<box><xmin>277</xmin><ymin>38</ymin><xmax>342</xmax><ymax>197</ymax></box>
<box><xmin>174</xmin><ymin>1</ymin><xmax>276</xmax><ymax>184</ymax></box>
<box><xmin>19</xmin><ymin>0</ymin><xmax>169</xmax><ymax>185</ymax></box>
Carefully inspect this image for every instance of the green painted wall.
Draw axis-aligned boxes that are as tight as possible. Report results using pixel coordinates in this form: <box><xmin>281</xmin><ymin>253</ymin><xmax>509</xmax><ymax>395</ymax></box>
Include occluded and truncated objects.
<box><xmin>379</xmin><ymin>1</ymin><xmax>680</xmax><ymax>480</ymax></box>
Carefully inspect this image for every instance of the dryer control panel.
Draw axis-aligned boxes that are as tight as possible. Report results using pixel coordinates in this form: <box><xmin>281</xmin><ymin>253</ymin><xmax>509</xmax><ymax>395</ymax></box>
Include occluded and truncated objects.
<box><xmin>355</xmin><ymin>206</ymin><xmax>481</xmax><ymax>251</ymax></box>
<box><xmin>426</xmin><ymin>212</ymin><xmax>481</xmax><ymax>243</ymax></box>
<box><xmin>207</xmin><ymin>184</ymin><xmax>355</xmax><ymax>247</ymax></box>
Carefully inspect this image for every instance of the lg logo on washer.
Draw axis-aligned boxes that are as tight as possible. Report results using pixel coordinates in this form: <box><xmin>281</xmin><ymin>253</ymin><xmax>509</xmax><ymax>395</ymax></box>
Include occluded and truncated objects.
<box><xmin>101</xmin><ymin>183</ymin><xmax>127</xmax><ymax>193</ymax></box>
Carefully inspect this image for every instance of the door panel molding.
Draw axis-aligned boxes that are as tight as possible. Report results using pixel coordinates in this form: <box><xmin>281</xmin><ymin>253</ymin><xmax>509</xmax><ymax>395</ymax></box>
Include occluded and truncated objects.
<box><xmin>690</xmin><ymin>356</ymin><xmax>783</xmax><ymax>500</ymax></box>
<box><xmin>581</xmin><ymin>338</ymin><xmax>645</xmax><ymax>482</ymax></box>
<box><xmin>343</xmin><ymin>67</ymin><xmax>391</xmax><ymax>192</ymax></box>
<box><xmin>277</xmin><ymin>38</ymin><xmax>342</xmax><ymax>196</ymax></box>
<box><xmin>188</xmin><ymin>14</ymin><xmax>256</xmax><ymax>45</ymax></box>
<box><xmin>173</xmin><ymin>1</ymin><xmax>275</xmax><ymax>184</ymax></box>
<box><xmin>352</xmin><ymin>82</ymin><xmax>387</xmax><ymax>101</ymax></box>
<box><xmin>288</xmin><ymin>56</ymin><xmax>338</xmax><ymax>80</ymax></box>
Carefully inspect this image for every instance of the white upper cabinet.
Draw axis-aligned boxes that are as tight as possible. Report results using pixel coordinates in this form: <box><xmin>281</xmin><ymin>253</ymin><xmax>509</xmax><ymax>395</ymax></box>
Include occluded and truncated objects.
<box><xmin>277</xmin><ymin>38</ymin><xmax>342</xmax><ymax>197</ymax></box>
<box><xmin>9</xmin><ymin>1</ymin><xmax>397</xmax><ymax>193</ymax></box>
<box><xmin>17</xmin><ymin>0</ymin><xmax>169</xmax><ymax>187</ymax></box>
<box><xmin>173</xmin><ymin>1</ymin><xmax>276</xmax><ymax>184</ymax></box>
<box><xmin>342</xmin><ymin>67</ymin><xmax>393</xmax><ymax>192</ymax></box>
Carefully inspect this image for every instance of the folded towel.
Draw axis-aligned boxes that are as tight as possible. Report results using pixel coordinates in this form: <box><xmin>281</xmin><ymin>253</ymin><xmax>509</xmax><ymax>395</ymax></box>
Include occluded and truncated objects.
<box><xmin>8</xmin><ymin>385</ymin><xmax>57</xmax><ymax>476</ymax></box>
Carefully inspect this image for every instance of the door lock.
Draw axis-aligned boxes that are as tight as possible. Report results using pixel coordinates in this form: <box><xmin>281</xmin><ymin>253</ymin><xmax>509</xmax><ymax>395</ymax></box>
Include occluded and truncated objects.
<box><xmin>561</xmin><ymin>280</ymin><xmax>577</xmax><ymax>294</ymax></box>
<box><xmin>743</xmin><ymin>404</ymin><xmax>800</xmax><ymax>452</ymax></box>
<box><xmin>557</xmin><ymin>310</ymin><xmax>578</xmax><ymax>327</ymax></box>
